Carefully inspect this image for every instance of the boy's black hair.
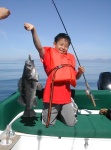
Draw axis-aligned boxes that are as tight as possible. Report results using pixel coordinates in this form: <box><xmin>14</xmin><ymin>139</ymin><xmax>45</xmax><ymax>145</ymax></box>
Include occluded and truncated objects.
<box><xmin>54</xmin><ymin>33</ymin><xmax>71</xmax><ymax>45</ymax></box>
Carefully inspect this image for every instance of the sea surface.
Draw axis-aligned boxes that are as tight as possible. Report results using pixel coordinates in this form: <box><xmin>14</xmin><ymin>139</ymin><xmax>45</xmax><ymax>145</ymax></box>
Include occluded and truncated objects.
<box><xmin>0</xmin><ymin>58</ymin><xmax>111</xmax><ymax>102</ymax></box>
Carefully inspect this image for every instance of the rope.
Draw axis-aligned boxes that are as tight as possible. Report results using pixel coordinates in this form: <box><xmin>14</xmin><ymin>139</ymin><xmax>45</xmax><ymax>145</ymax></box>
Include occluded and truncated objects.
<box><xmin>46</xmin><ymin>64</ymin><xmax>74</xmax><ymax>127</ymax></box>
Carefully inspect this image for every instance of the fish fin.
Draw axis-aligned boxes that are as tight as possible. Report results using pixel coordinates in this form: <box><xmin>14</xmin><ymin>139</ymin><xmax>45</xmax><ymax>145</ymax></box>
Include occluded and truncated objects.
<box><xmin>23</xmin><ymin>109</ymin><xmax>36</xmax><ymax>117</ymax></box>
<box><xmin>18</xmin><ymin>97</ymin><xmax>26</xmax><ymax>106</ymax></box>
<box><xmin>32</xmin><ymin>97</ymin><xmax>37</xmax><ymax>107</ymax></box>
<box><xmin>37</xmin><ymin>82</ymin><xmax>43</xmax><ymax>91</ymax></box>
<box><xmin>18</xmin><ymin>78</ymin><xmax>22</xmax><ymax>92</ymax></box>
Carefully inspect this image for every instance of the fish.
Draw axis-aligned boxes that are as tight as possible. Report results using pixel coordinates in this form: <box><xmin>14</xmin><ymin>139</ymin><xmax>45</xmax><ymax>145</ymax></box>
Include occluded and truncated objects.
<box><xmin>18</xmin><ymin>55</ymin><xmax>43</xmax><ymax>117</ymax></box>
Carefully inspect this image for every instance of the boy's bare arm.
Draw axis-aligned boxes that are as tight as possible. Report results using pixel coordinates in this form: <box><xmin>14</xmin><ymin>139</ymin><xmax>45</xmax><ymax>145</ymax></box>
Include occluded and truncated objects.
<box><xmin>24</xmin><ymin>23</ymin><xmax>44</xmax><ymax>59</ymax></box>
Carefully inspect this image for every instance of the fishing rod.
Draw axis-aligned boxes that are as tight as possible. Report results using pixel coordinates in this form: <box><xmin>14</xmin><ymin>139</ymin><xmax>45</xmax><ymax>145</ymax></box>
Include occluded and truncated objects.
<box><xmin>52</xmin><ymin>0</ymin><xmax>96</xmax><ymax>107</ymax></box>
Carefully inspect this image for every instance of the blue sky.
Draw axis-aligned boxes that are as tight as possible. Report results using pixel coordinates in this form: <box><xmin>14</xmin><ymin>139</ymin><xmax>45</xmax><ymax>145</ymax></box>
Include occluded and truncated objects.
<box><xmin>0</xmin><ymin>0</ymin><xmax>111</xmax><ymax>60</ymax></box>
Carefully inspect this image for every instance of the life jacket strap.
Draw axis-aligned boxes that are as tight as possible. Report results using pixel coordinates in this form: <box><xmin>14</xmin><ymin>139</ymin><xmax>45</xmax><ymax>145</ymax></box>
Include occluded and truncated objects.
<box><xmin>48</xmin><ymin>64</ymin><xmax>75</xmax><ymax>76</ymax></box>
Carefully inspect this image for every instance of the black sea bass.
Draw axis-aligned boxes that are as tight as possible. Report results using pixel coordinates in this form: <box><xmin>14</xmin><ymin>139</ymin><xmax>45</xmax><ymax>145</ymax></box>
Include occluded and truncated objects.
<box><xmin>18</xmin><ymin>55</ymin><xmax>42</xmax><ymax>117</ymax></box>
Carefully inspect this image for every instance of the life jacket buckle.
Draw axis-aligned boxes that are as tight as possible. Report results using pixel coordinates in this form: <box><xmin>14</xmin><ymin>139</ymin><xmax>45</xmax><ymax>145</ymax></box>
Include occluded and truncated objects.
<box><xmin>57</xmin><ymin>65</ymin><xmax>63</xmax><ymax>69</ymax></box>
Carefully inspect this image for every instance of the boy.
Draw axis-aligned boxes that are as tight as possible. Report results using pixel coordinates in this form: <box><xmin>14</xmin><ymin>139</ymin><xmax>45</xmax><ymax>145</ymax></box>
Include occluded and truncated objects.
<box><xmin>24</xmin><ymin>23</ymin><xmax>85</xmax><ymax>126</ymax></box>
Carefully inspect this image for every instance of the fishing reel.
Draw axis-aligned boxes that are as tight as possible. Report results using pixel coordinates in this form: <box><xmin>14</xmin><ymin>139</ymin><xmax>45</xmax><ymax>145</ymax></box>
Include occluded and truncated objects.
<box><xmin>85</xmin><ymin>85</ymin><xmax>96</xmax><ymax>107</ymax></box>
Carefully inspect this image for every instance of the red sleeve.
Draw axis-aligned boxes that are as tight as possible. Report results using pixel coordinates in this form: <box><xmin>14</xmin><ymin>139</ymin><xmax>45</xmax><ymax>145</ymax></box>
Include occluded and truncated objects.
<box><xmin>41</xmin><ymin>47</ymin><xmax>52</xmax><ymax>76</ymax></box>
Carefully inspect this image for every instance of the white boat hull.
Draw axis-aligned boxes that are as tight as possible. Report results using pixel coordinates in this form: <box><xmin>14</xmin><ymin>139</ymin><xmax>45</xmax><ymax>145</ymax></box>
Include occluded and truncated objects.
<box><xmin>10</xmin><ymin>133</ymin><xmax>111</xmax><ymax>150</ymax></box>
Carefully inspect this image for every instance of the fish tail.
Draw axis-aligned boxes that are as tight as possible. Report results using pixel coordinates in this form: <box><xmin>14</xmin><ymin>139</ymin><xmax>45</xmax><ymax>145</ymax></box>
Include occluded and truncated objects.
<box><xmin>23</xmin><ymin>109</ymin><xmax>36</xmax><ymax>117</ymax></box>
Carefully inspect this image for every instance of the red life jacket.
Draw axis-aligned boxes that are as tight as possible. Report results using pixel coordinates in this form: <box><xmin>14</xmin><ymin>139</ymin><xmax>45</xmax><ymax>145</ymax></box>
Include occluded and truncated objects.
<box><xmin>44</xmin><ymin>47</ymin><xmax>77</xmax><ymax>87</ymax></box>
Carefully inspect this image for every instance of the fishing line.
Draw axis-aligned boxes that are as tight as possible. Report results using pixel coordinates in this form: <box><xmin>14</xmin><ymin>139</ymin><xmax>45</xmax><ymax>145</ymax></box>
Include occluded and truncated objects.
<box><xmin>52</xmin><ymin>0</ymin><xmax>96</xmax><ymax>107</ymax></box>
<box><xmin>52</xmin><ymin>0</ymin><xmax>85</xmax><ymax>80</ymax></box>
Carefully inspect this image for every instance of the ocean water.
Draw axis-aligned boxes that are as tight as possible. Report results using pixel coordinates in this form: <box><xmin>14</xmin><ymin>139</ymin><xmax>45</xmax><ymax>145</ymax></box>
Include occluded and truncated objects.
<box><xmin>0</xmin><ymin>58</ymin><xmax>111</xmax><ymax>102</ymax></box>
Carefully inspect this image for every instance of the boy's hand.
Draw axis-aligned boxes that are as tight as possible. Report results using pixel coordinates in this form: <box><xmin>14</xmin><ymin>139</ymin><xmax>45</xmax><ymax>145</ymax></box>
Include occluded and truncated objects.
<box><xmin>76</xmin><ymin>66</ymin><xmax>85</xmax><ymax>79</ymax></box>
<box><xmin>0</xmin><ymin>7</ymin><xmax>11</xmax><ymax>20</ymax></box>
<box><xmin>78</xmin><ymin>66</ymin><xmax>85</xmax><ymax>74</ymax></box>
<box><xmin>24</xmin><ymin>23</ymin><xmax>34</xmax><ymax>31</ymax></box>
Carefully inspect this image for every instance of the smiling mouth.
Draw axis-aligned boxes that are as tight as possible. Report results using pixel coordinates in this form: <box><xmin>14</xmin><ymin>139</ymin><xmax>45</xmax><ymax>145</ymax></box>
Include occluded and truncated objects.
<box><xmin>60</xmin><ymin>50</ymin><xmax>66</xmax><ymax>54</ymax></box>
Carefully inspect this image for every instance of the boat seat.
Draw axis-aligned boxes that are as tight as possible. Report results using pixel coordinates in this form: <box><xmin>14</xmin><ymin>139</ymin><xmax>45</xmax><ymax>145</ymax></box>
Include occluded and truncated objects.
<box><xmin>12</xmin><ymin>113</ymin><xmax>111</xmax><ymax>138</ymax></box>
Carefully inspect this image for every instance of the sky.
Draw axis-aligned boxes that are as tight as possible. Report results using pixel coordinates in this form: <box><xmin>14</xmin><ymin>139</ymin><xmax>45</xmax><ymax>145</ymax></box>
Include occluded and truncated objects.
<box><xmin>0</xmin><ymin>0</ymin><xmax>111</xmax><ymax>60</ymax></box>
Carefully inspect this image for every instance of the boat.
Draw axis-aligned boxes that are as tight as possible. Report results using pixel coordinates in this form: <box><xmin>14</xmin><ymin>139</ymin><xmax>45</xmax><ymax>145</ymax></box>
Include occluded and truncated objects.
<box><xmin>0</xmin><ymin>85</ymin><xmax>111</xmax><ymax>150</ymax></box>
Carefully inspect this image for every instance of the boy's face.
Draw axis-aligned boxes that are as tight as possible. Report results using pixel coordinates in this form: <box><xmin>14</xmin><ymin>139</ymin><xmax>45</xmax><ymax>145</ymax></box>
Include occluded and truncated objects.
<box><xmin>53</xmin><ymin>38</ymin><xmax>69</xmax><ymax>54</ymax></box>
